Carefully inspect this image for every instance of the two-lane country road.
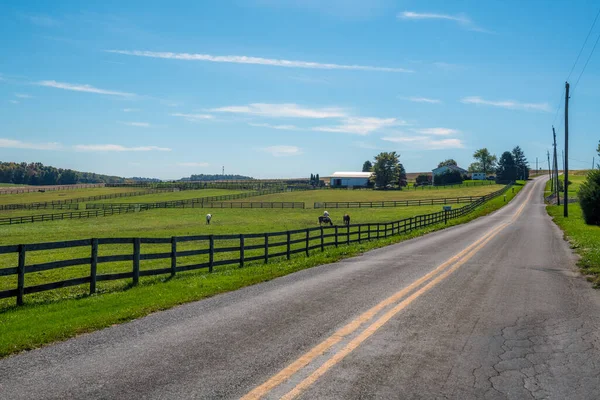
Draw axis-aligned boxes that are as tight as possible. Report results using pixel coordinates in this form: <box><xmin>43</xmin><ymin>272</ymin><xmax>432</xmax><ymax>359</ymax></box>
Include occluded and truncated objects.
<box><xmin>2</xmin><ymin>177</ymin><xmax>600</xmax><ymax>399</ymax></box>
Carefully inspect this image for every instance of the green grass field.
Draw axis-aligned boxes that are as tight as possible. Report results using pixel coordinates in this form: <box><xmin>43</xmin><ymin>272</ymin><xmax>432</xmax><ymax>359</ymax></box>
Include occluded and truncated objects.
<box><xmin>0</xmin><ymin>186</ymin><xmax>144</xmax><ymax>205</ymax></box>
<box><xmin>547</xmin><ymin>203</ymin><xmax>600</xmax><ymax>286</ymax></box>
<box><xmin>0</xmin><ymin>181</ymin><xmax>525</xmax><ymax>357</ymax></box>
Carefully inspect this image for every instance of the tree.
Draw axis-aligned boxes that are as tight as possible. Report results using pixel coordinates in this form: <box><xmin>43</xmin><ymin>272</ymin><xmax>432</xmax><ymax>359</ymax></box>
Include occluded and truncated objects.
<box><xmin>496</xmin><ymin>151</ymin><xmax>517</xmax><ymax>183</ymax></box>
<box><xmin>579</xmin><ymin>169</ymin><xmax>600</xmax><ymax>225</ymax></box>
<box><xmin>473</xmin><ymin>148</ymin><xmax>497</xmax><ymax>175</ymax></box>
<box><xmin>435</xmin><ymin>170</ymin><xmax>463</xmax><ymax>185</ymax></box>
<box><xmin>415</xmin><ymin>174</ymin><xmax>431</xmax><ymax>185</ymax></box>
<box><xmin>398</xmin><ymin>163</ymin><xmax>407</xmax><ymax>187</ymax></box>
<box><xmin>512</xmin><ymin>146</ymin><xmax>529</xmax><ymax>180</ymax></box>
<box><xmin>370</xmin><ymin>152</ymin><xmax>403</xmax><ymax>188</ymax></box>
<box><xmin>362</xmin><ymin>160</ymin><xmax>373</xmax><ymax>172</ymax></box>
<box><xmin>468</xmin><ymin>162</ymin><xmax>482</xmax><ymax>173</ymax></box>
<box><xmin>437</xmin><ymin>159</ymin><xmax>457</xmax><ymax>168</ymax></box>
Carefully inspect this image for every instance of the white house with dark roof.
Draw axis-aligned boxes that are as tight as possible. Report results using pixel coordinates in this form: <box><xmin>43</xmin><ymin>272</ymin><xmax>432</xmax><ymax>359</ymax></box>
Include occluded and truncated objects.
<box><xmin>431</xmin><ymin>165</ymin><xmax>468</xmax><ymax>184</ymax></box>
<box><xmin>328</xmin><ymin>172</ymin><xmax>372</xmax><ymax>188</ymax></box>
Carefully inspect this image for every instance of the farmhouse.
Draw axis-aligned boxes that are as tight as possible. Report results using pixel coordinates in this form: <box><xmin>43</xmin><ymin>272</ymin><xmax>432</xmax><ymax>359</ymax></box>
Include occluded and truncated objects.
<box><xmin>329</xmin><ymin>172</ymin><xmax>372</xmax><ymax>188</ymax></box>
<box><xmin>432</xmin><ymin>165</ymin><xmax>468</xmax><ymax>185</ymax></box>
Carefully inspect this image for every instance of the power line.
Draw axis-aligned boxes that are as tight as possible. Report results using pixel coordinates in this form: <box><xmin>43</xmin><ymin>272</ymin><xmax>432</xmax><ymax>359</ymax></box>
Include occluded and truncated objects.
<box><xmin>566</xmin><ymin>7</ymin><xmax>600</xmax><ymax>81</ymax></box>
<box><xmin>572</xmin><ymin>28</ymin><xmax>600</xmax><ymax>95</ymax></box>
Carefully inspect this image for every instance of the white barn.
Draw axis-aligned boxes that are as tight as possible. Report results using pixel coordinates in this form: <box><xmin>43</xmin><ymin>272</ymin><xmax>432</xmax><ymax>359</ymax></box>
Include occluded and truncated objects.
<box><xmin>329</xmin><ymin>172</ymin><xmax>372</xmax><ymax>188</ymax></box>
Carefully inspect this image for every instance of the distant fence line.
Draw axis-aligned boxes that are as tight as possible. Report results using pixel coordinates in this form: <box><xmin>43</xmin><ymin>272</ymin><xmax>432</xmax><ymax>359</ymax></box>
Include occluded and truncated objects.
<box><xmin>88</xmin><ymin>201</ymin><xmax>305</xmax><ymax>210</ymax></box>
<box><xmin>409</xmin><ymin>181</ymin><xmax>495</xmax><ymax>189</ymax></box>
<box><xmin>85</xmin><ymin>188</ymin><xmax>291</xmax><ymax>211</ymax></box>
<box><xmin>0</xmin><ymin>208</ymin><xmax>139</xmax><ymax>226</ymax></box>
<box><xmin>0</xmin><ymin>189</ymin><xmax>178</xmax><ymax>211</ymax></box>
<box><xmin>0</xmin><ymin>184</ymin><xmax>513</xmax><ymax>306</ymax></box>
<box><xmin>106</xmin><ymin>181</ymin><xmax>314</xmax><ymax>191</ymax></box>
<box><xmin>0</xmin><ymin>203</ymin><xmax>81</xmax><ymax>211</ymax></box>
<box><xmin>315</xmin><ymin>196</ymin><xmax>483</xmax><ymax>209</ymax></box>
<box><xmin>0</xmin><ymin>183</ymin><xmax>105</xmax><ymax>195</ymax></box>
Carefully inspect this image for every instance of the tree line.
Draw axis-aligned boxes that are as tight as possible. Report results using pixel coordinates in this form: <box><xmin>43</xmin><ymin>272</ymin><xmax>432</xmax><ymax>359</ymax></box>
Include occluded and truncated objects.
<box><xmin>181</xmin><ymin>174</ymin><xmax>254</xmax><ymax>181</ymax></box>
<box><xmin>0</xmin><ymin>162</ymin><xmax>127</xmax><ymax>185</ymax></box>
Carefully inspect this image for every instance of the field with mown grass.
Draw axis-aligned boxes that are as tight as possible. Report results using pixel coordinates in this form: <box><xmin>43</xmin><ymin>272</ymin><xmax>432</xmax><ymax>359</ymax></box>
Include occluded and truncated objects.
<box><xmin>547</xmin><ymin>202</ymin><xmax>600</xmax><ymax>286</ymax></box>
<box><xmin>0</xmin><ymin>181</ymin><xmax>525</xmax><ymax>356</ymax></box>
<box><xmin>0</xmin><ymin>186</ymin><xmax>144</xmax><ymax>205</ymax></box>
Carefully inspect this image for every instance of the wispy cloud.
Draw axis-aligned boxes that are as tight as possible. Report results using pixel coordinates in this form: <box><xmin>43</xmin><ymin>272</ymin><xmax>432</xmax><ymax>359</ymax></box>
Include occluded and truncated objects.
<box><xmin>22</xmin><ymin>14</ymin><xmax>60</xmax><ymax>27</ymax></box>
<box><xmin>398</xmin><ymin>11</ymin><xmax>489</xmax><ymax>33</ymax></box>
<box><xmin>262</xmin><ymin>145</ymin><xmax>302</xmax><ymax>157</ymax></box>
<box><xmin>121</xmin><ymin>121</ymin><xmax>151</xmax><ymax>128</ymax></box>
<box><xmin>15</xmin><ymin>93</ymin><xmax>33</xmax><ymax>99</ymax></box>
<box><xmin>106</xmin><ymin>50</ymin><xmax>413</xmax><ymax>73</ymax></box>
<box><xmin>177</xmin><ymin>162</ymin><xmax>210</xmax><ymax>167</ymax></box>
<box><xmin>123</xmin><ymin>108</ymin><xmax>140</xmax><ymax>112</ymax></box>
<box><xmin>403</xmin><ymin>96</ymin><xmax>441</xmax><ymax>104</ymax></box>
<box><xmin>382</xmin><ymin>135</ymin><xmax>464</xmax><ymax>149</ymax></box>
<box><xmin>0</xmin><ymin>138</ymin><xmax>62</xmax><ymax>150</ymax></box>
<box><xmin>209</xmin><ymin>103</ymin><xmax>346</xmax><ymax>119</ymax></box>
<box><xmin>9</xmin><ymin>100</ymin><xmax>19</xmax><ymax>104</ymax></box>
<box><xmin>37</xmin><ymin>80</ymin><xmax>135</xmax><ymax>97</ymax></box>
<box><xmin>313</xmin><ymin>117</ymin><xmax>400</xmax><ymax>135</ymax></box>
<box><xmin>413</xmin><ymin>127</ymin><xmax>459</xmax><ymax>136</ymax></box>
<box><xmin>461</xmin><ymin>96</ymin><xmax>551</xmax><ymax>112</ymax></box>
<box><xmin>248</xmin><ymin>122</ymin><xmax>299</xmax><ymax>130</ymax></box>
<box><xmin>73</xmin><ymin>144</ymin><xmax>171</xmax><ymax>152</ymax></box>
<box><xmin>170</xmin><ymin>113</ymin><xmax>214</xmax><ymax>122</ymax></box>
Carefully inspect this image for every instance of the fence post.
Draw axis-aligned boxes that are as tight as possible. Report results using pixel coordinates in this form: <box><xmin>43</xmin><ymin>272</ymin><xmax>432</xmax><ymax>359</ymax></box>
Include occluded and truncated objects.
<box><xmin>358</xmin><ymin>225</ymin><xmax>362</xmax><ymax>243</ymax></box>
<box><xmin>264</xmin><ymin>233</ymin><xmax>269</xmax><ymax>264</ymax></box>
<box><xmin>347</xmin><ymin>225</ymin><xmax>350</xmax><ymax>245</ymax></box>
<box><xmin>320</xmin><ymin>227</ymin><xmax>324</xmax><ymax>251</ymax></box>
<box><xmin>240</xmin><ymin>234</ymin><xmax>245</xmax><ymax>268</ymax></box>
<box><xmin>335</xmin><ymin>226</ymin><xmax>338</xmax><ymax>247</ymax></box>
<box><xmin>209</xmin><ymin>235</ymin><xmax>214</xmax><ymax>272</ymax></box>
<box><xmin>286</xmin><ymin>231</ymin><xmax>291</xmax><ymax>259</ymax></box>
<box><xmin>368</xmin><ymin>225</ymin><xmax>371</xmax><ymax>240</ymax></box>
<box><xmin>171</xmin><ymin>237</ymin><xmax>177</xmax><ymax>276</ymax></box>
<box><xmin>305</xmin><ymin>229</ymin><xmax>310</xmax><ymax>256</ymax></box>
<box><xmin>17</xmin><ymin>245</ymin><xmax>26</xmax><ymax>306</ymax></box>
<box><xmin>133</xmin><ymin>238</ymin><xmax>140</xmax><ymax>285</ymax></box>
<box><xmin>90</xmin><ymin>239</ymin><xmax>98</xmax><ymax>294</ymax></box>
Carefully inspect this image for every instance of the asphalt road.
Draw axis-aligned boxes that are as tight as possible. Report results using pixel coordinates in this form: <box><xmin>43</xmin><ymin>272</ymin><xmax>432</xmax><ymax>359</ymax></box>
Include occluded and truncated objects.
<box><xmin>1</xmin><ymin>177</ymin><xmax>599</xmax><ymax>399</ymax></box>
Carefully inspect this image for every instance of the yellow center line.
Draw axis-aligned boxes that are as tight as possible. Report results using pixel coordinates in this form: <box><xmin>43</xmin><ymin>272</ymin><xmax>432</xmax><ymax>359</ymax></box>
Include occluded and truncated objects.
<box><xmin>242</xmin><ymin>180</ymin><xmax>536</xmax><ymax>400</ymax></box>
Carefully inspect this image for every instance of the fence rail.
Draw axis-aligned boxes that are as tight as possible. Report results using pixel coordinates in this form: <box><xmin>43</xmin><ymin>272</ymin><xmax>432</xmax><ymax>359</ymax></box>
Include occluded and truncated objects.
<box><xmin>85</xmin><ymin>188</ymin><xmax>290</xmax><ymax>210</ymax></box>
<box><xmin>315</xmin><ymin>196</ymin><xmax>482</xmax><ymax>209</ymax></box>
<box><xmin>0</xmin><ymin>203</ymin><xmax>80</xmax><ymax>211</ymax></box>
<box><xmin>0</xmin><ymin>207</ymin><xmax>138</xmax><ymax>226</ymax></box>
<box><xmin>89</xmin><ymin>201</ymin><xmax>306</xmax><ymax>210</ymax></box>
<box><xmin>0</xmin><ymin>183</ymin><xmax>105</xmax><ymax>195</ymax></box>
<box><xmin>0</xmin><ymin>184</ymin><xmax>513</xmax><ymax>305</ymax></box>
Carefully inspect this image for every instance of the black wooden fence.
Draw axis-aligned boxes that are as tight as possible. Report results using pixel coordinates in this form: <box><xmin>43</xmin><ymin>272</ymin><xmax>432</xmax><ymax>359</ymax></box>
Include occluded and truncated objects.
<box><xmin>0</xmin><ymin>203</ymin><xmax>80</xmax><ymax>211</ymax></box>
<box><xmin>0</xmin><ymin>184</ymin><xmax>512</xmax><ymax>305</ymax></box>
<box><xmin>0</xmin><ymin>207</ymin><xmax>138</xmax><ymax>226</ymax></box>
<box><xmin>85</xmin><ymin>188</ymin><xmax>289</xmax><ymax>210</ymax></box>
<box><xmin>315</xmin><ymin>196</ymin><xmax>481</xmax><ymax>209</ymax></box>
<box><xmin>88</xmin><ymin>202</ymin><xmax>305</xmax><ymax>210</ymax></box>
<box><xmin>0</xmin><ymin>183</ymin><xmax>105</xmax><ymax>195</ymax></box>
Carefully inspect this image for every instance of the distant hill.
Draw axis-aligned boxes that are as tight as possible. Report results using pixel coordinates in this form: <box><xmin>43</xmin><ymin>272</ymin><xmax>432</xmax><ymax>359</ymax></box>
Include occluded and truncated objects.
<box><xmin>180</xmin><ymin>174</ymin><xmax>254</xmax><ymax>181</ymax></box>
<box><xmin>0</xmin><ymin>161</ymin><xmax>158</xmax><ymax>185</ymax></box>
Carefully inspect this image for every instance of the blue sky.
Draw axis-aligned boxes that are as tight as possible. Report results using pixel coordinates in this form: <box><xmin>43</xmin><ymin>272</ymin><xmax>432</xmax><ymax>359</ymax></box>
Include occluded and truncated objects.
<box><xmin>1</xmin><ymin>0</ymin><xmax>598</xmax><ymax>179</ymax></box>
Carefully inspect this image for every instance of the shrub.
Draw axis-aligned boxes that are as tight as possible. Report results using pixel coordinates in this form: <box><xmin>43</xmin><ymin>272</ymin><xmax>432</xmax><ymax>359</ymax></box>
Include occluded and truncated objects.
<box><xmin>434</xmin><ymin>170</ymin><xmax>463</xmax><ymax>186</ymax></box>
<box><xmin>415</xmin><ymin>174</ymin><xmax>430</xmax><ymax>185</ymax></box>
<box><xmin>579</xmin><ymin>169</ymin><xmax>600</xmax><ymax>225</ymax></box>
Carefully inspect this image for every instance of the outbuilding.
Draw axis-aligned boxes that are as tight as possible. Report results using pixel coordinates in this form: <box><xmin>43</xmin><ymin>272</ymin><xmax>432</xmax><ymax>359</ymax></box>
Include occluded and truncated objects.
<box><xmin>471</xmin><ymin>172</ymin><xmax>486</xmax><ymax>180</ymax></box>
<box><xmin>329</xmin><ymin>172</ymin><xmax>372</xmax><ymax>188</ymax></box>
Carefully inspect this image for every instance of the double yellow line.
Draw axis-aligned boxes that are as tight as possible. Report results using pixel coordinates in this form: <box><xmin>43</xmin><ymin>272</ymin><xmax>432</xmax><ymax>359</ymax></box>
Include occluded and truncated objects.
<box><xmin>243</xmin><ymin>180</ymin><xmax>537</xmax><ymax>400</ymax></box>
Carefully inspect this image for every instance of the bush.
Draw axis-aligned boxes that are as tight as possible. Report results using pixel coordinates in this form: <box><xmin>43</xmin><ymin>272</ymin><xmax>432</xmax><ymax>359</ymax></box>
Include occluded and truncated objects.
<box><xmin>579</xmin><ymin>169</ymin><xmax>600</xmax><ymax>225</ymax></box>
<box><xmin>415</xmin><ymin>174</ymin><xmax>430</xmax><ymax>185</ymax></box>
<box><xmin>434</xmin><ymin>170</ymin><xmax>463</xmax><ymax>186</ymax></box>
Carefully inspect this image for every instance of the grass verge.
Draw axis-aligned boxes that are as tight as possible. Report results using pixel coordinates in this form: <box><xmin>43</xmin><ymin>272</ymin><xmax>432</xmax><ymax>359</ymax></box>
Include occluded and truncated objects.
<box><xmin>547</xmin><ymin>203</ymin><xmax>600</xmax><ymax>286</ymax></box>
<box><xmin>0</xmin><ymin>181</ymin><xmax>525</xmax><ymax>358</ymax></box>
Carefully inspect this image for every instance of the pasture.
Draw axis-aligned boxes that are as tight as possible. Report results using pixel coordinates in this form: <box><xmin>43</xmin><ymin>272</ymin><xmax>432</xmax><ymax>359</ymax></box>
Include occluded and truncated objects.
<box><xmin>0</xmin><ymin>182</ymin><xmax>508</xmax><ymax>310</ymax></box>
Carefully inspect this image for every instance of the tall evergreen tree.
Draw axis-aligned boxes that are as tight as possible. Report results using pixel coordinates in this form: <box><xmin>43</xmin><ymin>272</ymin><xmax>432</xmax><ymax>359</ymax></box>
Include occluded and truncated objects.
<box><xmin>496</xmin><ymin>152</ymin><xmax>517</xmax><ymax>182</ymax></box>
<box><xmin>512</xmin><ymin>146</ymin><xmax>529</xmax><ymax>180</ymax></box>
<box><xmin>362</xmin><ymin>160</ymin><xmax>373</xmax><ymax>172</ymax></box>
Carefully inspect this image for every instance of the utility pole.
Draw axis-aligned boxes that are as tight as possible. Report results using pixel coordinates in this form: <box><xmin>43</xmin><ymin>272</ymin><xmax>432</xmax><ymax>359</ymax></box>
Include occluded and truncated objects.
<box><xmin>564</xmin><ymin>82</ymin><xmax>569</xmax><ymax>217</ymax></box>
<box><xmin>547</xmin><ymin>151</ymin><xmax>551</xmax><ymax>181</ymax></box>
<box><xmin>536</xmin><ymin>157</ymin><xmax>538</xmax><ymax>175</ymax></box>
<box><xmin>552</xmin><ymin>126</ymin><xmax>560</xmax><ymax>205</ymax></box>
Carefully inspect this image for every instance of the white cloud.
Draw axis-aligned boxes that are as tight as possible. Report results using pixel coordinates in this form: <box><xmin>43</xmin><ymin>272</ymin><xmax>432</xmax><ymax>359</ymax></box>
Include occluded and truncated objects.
<box><xmin>73</xmin><ymin>144</ymin><xmax>171</xmax><ymax>152</ymax></box>
<box><xmin>248</xmin><ymin>122</ymin><xmax>299</xmax><ymax>130</ymax></box>
<box><xmin>123</xmin><ymin>108</ymin><xmax>140</xmax><ymax>112</ymax></box>
<box><xmin>404</xmin><ymin>96</ymin><xmax>441</xmax><ymax>104</ymax></box>
<box><xmin>177</xmin><ymin>162</ymin><xmax>210</xmax><ymax>167</ymax></box>
<box><xmin>121</xmin><ymin>121</ymin><xmax>151</xmax><ymax>127</ymax></box>
<box><xmin>313</xmin><ymin>117</ymin><xmax>400</xmax><ymax>135</ymax></box>
<box><xmin>209</xmin><ymin>103</ymin><xmax>346</xmax><ymax>119</ymax></box>
<box><xmin>461</xmin><ymin>96</ymin><xmax>551</xmax><ymax>112</ymax></box>
<box><xmin>107</xmin><ymin>50</ymin><xmax>413</xmax><ymax>73</ymax></box>
<box><xmin>413</xmin><ymin>127</ymin><xmax>459</xmax><ymax>136</ymax></box>
<box><xmin>15</xmin><ymin>93</ymin><xmax>33</xmax><ymax>99</ymax></box>
<box><xmin>9</xmin><ymin>100</ymin><xmax>19</xmax><ymax>104</ymax></box>
<box><xmin>382</xmin><ymin>135</ymin><xmax>464</xmax><ymax>149</ymax></box>
<box><xmin>398</xmin><ymin>11</ymin><xmax>489</xmax><ymax>33</ymax></box>
<box><xmin>170</xmin><ymin>113</ymin><xmax>214</xmax><ymax>122</ymax></box>
<box><xmin>262</xmin><ymin>145</ymin><xmax>302</xmax><ymax>157</ymax></box>
<box><xmin>37</xmin><ymin>80</ymin><xmax>135</xmax><ymax>97</ymax></box>
<box><xmin>0</xmin><ymin>138</ymin><xmax>62</xmax><ymax>150</ymax></box>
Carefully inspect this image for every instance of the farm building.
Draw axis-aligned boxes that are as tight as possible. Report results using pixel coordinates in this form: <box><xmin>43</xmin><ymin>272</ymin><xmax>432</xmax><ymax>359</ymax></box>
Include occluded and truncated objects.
<box><xmin>471</xmin><ymin>172</ymin><xmax>486</xmax><ymax>180</ymax></box>
<box><xmin>329</xmin><ymin>172</ymin><xmax>372</xmax><ymax>188</ymax></box>
<box><xmin>431</xmin><ymin>165</ymin><xmax>468</xmax><ymax>184</ymax></box>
